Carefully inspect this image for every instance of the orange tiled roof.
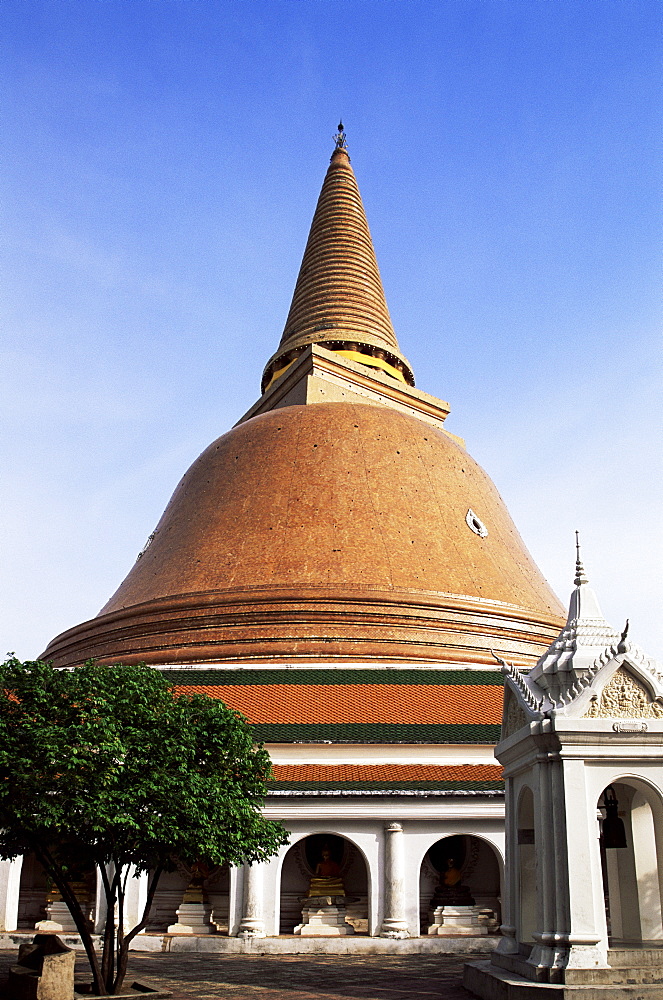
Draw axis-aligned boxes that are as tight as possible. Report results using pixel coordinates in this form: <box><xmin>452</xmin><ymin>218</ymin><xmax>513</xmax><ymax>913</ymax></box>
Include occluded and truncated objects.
<box><xmin>172</xmin><ymin>683</ymin><xmax>502</xmax><ymax>726</ymax></box>
<box><xmin>166</xmin><ymin>668</ymin><xmax>504</xmax><ymax>743</ymax></box>
<box><xmin>268</xmin><ymin>762</ymin><xmax>504</xmax><ymax>791</ymax></box>
<box><xmin>271</xmin><ymin>763</ymin><xmax>502</xmax><ymax>782</ymax></box>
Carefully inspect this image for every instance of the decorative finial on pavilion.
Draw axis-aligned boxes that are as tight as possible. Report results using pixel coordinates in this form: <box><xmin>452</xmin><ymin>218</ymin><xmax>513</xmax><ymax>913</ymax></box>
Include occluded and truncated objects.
<box><xmin>333</xmin><ymin>121</ymin><xmax>347</xmax><ymax>150</ymax></box>
<box><xmin>574</xmin><ymin>530</ymin><xmax>588</xmax><ymax>587</ymax></box>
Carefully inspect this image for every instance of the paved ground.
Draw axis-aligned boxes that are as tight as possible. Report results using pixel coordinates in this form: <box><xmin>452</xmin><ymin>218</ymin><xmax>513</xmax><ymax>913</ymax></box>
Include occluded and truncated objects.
<box><xmin>1</xmin><ymin>949</ymin><xmax>481</xmax><ymax>999</ymax></box>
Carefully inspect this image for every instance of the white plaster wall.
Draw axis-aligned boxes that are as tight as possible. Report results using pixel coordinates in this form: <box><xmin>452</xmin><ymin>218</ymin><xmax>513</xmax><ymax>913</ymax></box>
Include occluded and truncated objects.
<box><xmin>257</xmin><ymin>813</ymin><xmax>504</xmax><ymax>938</ymax></box>
<box><xmin>3</xmin><ymin>800</ymin><xmax>506</xmax><ymax>941</ymax></box>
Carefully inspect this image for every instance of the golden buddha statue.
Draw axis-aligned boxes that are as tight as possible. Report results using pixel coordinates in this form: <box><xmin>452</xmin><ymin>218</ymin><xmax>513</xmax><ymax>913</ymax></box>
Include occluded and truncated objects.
<box><xmin>307</xmin><ymin>845</ymin><xmax>345</xmax><ymax>897</ymax></box>
<box><xmin>431</xmin><ymin>856</ymin><xmax>475</xmax><ymax>906</ymax></box>
<box><xmin>442</xmin><ymin>857</ymin><xmax>462</xmax><ymax>887</ymax></box>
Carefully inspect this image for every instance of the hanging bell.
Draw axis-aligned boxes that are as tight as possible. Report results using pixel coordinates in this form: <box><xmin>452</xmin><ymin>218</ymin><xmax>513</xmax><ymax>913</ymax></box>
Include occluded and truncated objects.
<box><xmin>602</xmin><ymin>785</ymin><xmax>627</xmax><ymax>849</ymax></box>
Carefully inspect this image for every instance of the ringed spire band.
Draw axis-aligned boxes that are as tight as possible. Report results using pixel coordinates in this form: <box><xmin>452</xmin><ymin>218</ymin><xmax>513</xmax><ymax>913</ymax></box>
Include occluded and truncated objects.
<box><xmin>261</xmin><ymin>129</ymin><xmax>415</xmax><ymax>393</ymax></box>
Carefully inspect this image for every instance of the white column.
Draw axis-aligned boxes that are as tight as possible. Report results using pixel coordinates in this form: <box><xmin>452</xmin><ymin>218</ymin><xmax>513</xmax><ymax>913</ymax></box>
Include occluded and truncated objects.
<box><xmin>0</xmin><ymin>857</ymin><xmax>24</xmax><ymax>931</ymax></box>
<box><xmin>379</xmin><ymin>822</ymin><xmax>409</xmax><ymax>938</ymax></box>
<box><xmin>551</xmin><ymin>754</ymin><xmax>570</xmax><ymax>946</ymax></box>
<box><xmin>238</xmin><ymin>863</ymin><xmax>266</xmax><ymax>938</ymax></box>
<box><xmin>528</xmin><ymin>752</ymin><xmax>555</xmax><ymax>974</ymax></box>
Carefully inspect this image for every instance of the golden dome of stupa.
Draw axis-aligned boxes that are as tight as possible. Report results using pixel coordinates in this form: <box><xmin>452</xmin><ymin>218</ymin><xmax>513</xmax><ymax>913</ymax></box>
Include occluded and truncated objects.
<box><xmin>44</xmin><ymin>129</ymin><xmax>564</xmax><ymax>672</ymax></box>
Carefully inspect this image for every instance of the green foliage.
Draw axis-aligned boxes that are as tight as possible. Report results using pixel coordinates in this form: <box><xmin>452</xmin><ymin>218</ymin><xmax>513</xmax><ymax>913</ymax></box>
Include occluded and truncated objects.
<box><xmin>0</xmin><ymin>657</ymin><xmax>288</xmax><ymax>992</ymax></box>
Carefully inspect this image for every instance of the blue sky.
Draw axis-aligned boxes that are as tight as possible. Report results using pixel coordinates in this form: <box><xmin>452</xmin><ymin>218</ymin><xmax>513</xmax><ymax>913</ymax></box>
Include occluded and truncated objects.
<box><xmin>2</xmin><ymin>0</ymin><xmax>661</xmax><ymax>660</ymax></box>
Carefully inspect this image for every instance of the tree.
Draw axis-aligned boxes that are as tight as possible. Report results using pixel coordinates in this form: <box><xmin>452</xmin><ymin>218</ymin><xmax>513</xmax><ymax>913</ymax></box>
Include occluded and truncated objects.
<box><xmin>0</xmin><ymin>658</ymin><xmax>288</xmax><ymax>994</ymax></box>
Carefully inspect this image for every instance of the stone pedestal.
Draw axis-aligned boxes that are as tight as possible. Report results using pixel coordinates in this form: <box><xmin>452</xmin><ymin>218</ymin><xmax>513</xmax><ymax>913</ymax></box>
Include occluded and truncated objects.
<box><xmin>428</xmin><ymin>904</ymin><xmax>488</xmax><ymax>936</ymax></box>
<box><xmin>9</xmin><ymin>933</ymin><xmax>75</xmax><ymax>1000</ymax></box>
<box><xmin>167</xmin><ymin>901</ymin><xmax>215</xmax><ymax>935</ymax></box>
<box><xmin>294</xmin><ymin>896</ymin><xmax>355</xmax><ymax>937</ymax></box>
<box><xmin>35</xmin><ymin>902</ymin><xmax>79</xmax><ymax>933</ymax></box>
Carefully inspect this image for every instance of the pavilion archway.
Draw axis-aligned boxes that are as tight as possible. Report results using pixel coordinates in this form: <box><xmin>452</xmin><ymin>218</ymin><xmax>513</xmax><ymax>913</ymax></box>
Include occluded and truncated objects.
<box><xmin>599</xmin><ymin>778</ymin><xmax>663</xmax><ymax>944</ymax></box>
<box><xmin>516</xmin><ymin>786</ymin><xmax>537</xmax><ymax>945</ymax></box>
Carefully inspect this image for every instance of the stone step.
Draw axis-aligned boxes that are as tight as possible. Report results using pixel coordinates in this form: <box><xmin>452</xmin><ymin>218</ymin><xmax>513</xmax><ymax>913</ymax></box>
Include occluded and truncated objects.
<box><xmin>0</xmin><ymin>930</ymin><xmax>498</xmax><ymax>956</ymax></box>
<box><xmin>565</xmin><ymin>964</ymin><xmax>663</xmax><ymax>985</ymax></box>
<box><xmin>608</xmin><ymin>947</ymin><xmax>663</xmax><ymax>968</ymax></box>
<box><xmin>464</xmin><ymin>960</ymin><xmax>663</xmax><ymax>999</ymax></box>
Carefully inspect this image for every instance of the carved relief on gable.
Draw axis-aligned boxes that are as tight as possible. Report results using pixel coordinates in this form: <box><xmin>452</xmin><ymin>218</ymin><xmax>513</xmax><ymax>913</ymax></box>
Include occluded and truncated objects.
<box><xmin>583</xmin><ymin>667</ymin><xmax>663</xmax><ymax>719</ymax></box>
<box><xmin>503</xmin><ymin>691</ymin><xmax>528</xmax><ymax>737</ymax></box>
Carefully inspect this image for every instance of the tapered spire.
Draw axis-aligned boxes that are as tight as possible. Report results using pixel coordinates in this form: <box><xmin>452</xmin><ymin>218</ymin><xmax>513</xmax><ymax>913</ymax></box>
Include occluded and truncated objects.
<box><xmin>574</xmin><ymin>530</ymin><xmax>588</xmax><ymax>586</ymax></box>
<box><xmin>261</xmin><ymin>131</ymin><xmax>414</xmax><ymax>393</ymax></box>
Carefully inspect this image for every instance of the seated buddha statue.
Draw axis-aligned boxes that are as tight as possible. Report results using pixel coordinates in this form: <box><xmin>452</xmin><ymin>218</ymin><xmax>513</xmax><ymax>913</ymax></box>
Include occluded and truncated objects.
<box><xmin>443</xmin><ymin>858</ymin><xmax>462</xmax><ymax>888</ymax></box>
<box><xmin>307</xmin><ymin>845</ymin><xmax>345</xmax><ymax>897</ymax></box>
<box><xmin>431</xmin><ymin>856</ymin><xmax>475</xmax><ymax>906</ymax></box>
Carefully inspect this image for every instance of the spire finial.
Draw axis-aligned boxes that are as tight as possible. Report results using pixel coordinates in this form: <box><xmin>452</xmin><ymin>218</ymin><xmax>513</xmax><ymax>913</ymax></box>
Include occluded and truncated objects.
<box><xmin>333</xmin><ymin>121</ymin><xmax>347</xmax><ymax>150</ymax></box>
<box><xmin>574</xmin><ymin>530</ymin><xmax>588</xmax><ymax>587</ymax></box>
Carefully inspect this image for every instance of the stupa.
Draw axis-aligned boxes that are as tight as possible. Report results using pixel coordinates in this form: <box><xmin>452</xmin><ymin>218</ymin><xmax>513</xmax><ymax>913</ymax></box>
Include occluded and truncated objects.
<box><xmin>7</xmin><ymin>125</ymin><xmax>568</xmax><ymax>948</ymax></box>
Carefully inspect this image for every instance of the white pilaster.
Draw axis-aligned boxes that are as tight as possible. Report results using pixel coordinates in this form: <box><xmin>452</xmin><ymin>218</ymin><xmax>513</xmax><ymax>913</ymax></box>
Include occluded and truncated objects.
<box><xmin>551</xmin><ymin>755</ymin><xmax>570</xmax><ymax>947</ymax></box>
<box><xmin>379</xmin><ymin>821</ymin><xmax>409</xmax><ymax>938</ymax></box>
<box><xmin>0</xmin><ymin>857</ymin><xmax>23</xmax><ymax>932</ymax></box>
<box><xmin>562</xmin><ymin>758</ymin><xmax>607</xmax><ymax>969</ymax></box>
<box><xmin>123</xmin><ymin>867</ymin><xmax>149</xmax><ymax>932</ymax></box>
<box><xmin>93</xmin><ymin>865</ymin><xmax>107</xmax><ymax>933</ymax></box>
<box><xmin>496</xmin><ymin>777</ymin><xmax>519</xmax><ymax>956</ymax></box>
<box><xmin>227</xmin><ymin>865</ymin><xmax>242</xmax><ymax>937</ymax></box>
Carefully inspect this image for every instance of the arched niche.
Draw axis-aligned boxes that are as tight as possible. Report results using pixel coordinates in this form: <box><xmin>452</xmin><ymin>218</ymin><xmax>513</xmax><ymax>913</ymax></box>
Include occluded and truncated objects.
<box><xmin>599</xmin><ymin>778</ymin><xmax>663</xmax><ymax>944</ymax></box>
<box><xmin>17</xmin><ymin>853</ymin><xmax>48</xmax><ymax>929</ymax></box>
<box><xmin>17</xmin><ymin>853</ymin><xmax>96</xmax><ymax>931</ymax></box>
<box><xmin>517</xmin><ymin>786</ymin><xmax>537</xmax><ymax>944</ymax></box>
<box><xmin>279</xmin><ymin>833</ymin><xmax>369</xmax><ymax>934</ymax></box>
<box><xmin>419</xmin><ymin>835</ymin><xmax>501</xmax><ymax>935</ymax></box>
<box><xmin>146</xmin><ymin>863</ymin><xmax>230</xmax><ymax>933</ymax></box>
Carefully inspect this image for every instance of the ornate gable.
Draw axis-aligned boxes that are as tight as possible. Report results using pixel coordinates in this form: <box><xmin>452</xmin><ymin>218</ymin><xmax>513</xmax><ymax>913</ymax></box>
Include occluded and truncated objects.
<box><xmin>584</xmin><ymin>666</ymin><xmax>663</xmax><ymax>720</ymax></box>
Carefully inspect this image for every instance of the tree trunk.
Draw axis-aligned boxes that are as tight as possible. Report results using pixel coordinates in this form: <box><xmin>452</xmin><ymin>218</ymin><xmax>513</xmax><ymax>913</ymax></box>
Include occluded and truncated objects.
<box><xmin>113</xmin><ymin>865</ymin><xmax>164</xmax><ymax>994</ymax></box>
<box><xmin>36</xmin><ymin>847</ymin><xmax>106</xmax><ymax>995</ymax></box>
<box><xmin>100</xmin><ymin>864</ymin><xmax>118</xmax><ymax>995</ymax></box>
